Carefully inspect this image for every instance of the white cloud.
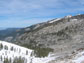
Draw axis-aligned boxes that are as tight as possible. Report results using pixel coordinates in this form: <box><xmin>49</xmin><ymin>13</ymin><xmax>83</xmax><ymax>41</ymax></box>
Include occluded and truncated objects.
<box><xmin>0</xmin><ymin>0</ymin><xmax>83</xmax><ymax>15</ymax></box>
<box><xmin>0</xmin><ymin>0</ymin><xmax>84</xmax><ymax>27</ymax></box>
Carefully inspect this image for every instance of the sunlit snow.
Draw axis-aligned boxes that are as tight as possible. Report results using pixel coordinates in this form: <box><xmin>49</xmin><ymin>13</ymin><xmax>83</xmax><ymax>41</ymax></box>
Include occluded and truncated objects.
<box><xmin>0</xmin><ymin>41</ymin><xmax>55</xmax><ymax>63</ymax></box>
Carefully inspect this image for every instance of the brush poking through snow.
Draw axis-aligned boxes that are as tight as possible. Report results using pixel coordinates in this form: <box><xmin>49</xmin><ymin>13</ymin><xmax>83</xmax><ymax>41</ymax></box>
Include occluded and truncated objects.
<box><xmin>0</xmin><ymin>41</ymin><xmax>55</xmax><ymax>63</ymax></box>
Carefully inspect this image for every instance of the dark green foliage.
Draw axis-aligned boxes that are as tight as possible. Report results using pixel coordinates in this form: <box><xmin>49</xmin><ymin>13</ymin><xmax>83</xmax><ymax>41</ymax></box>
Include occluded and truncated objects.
<box><xmin>26</xmin><ymin>50</ymin><xmax>28</xmax><ymax>55</ymax></box>
<box><xmin>10</xmin><ymin>46</ymin><xmax>14</xmax><ymax>51</ymax></box>
<box><xmin>4</xmin><ymin>58</ymin><xmax>11</xmax><ymax>63</ymax></box>
<box><xmin>34</xmin><ymin>47</ymin><xmax>53</xmax><ymax>57</ymax></box>
<box><xmin>4</xmin><ymin>45</ymin><xmax>8</xmax><ymax>50</ymax></box>
<box><xmin>0</xmin><ymin>43</ymin><xmax>3</xmax><ymax>50</ymax></box>
<box><xmin>13</xmin><ymin>57</ymin><xmax>26</xmax><ymax>63</ymax></box>
<box><xmin>0</xmin><ymin>56</ymin><xmax>2</xmax><ymax>61</ymax></box>
<box><xmin>3</xmin><ymin>57</ymin><xmax>26</xmax><ymax>63</ymax></box>
<box><xmin>22</xmin><ymin>43</ymin><xmax>53</xmax><ymax>57</ymax></box>
<box><xmin>56</xmin><ymin>30</ymin><xmax>65</xmax><ymax>36</ymax></box>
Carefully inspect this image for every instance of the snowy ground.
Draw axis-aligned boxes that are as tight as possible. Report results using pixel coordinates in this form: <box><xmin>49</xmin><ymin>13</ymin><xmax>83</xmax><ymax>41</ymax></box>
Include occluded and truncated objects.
<box><xmin>1</xmin><ymin>40</ymin><xmax>84</xmax><ymax>63</ymax></box>
<box><xmin>0</xmin><ymin>41</ymin><xmax>55</xmax><ymax>63</ymax></box>
<box><xmin>49</xmin><ymin>18</ymin><xmax>62</xmax><ymax>23</ymax></box>
<box><xmin>73</xmin><ymin>51</ymin><xmax>84</xmax><ymax>63</ymax></box>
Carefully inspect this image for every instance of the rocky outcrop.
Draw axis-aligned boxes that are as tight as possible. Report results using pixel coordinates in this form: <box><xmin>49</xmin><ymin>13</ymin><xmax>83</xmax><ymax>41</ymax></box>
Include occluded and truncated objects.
<box><xmin>14</xmin><ymin>14</ymin><xmax>84</xmax><ymax>48</ymax></box>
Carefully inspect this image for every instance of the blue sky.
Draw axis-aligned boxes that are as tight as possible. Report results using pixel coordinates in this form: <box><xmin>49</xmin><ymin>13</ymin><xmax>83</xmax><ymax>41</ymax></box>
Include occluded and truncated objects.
<box><xmin>0</xmin><ymin>0</ymin><xmax>84</xmax><ymax>28</ymax></box>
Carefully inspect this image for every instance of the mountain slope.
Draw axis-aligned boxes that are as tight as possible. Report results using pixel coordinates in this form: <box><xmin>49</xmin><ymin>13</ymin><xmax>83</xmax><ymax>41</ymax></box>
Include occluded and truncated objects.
<box><xmin>1</xmin><ymin>14</ymin><xmax>84</xmax><ymax>60</ymax></box>
<box><xmin>14</xmin><ymin>14</ymin><xmax>84</xmax><ymax>51</ymax></box>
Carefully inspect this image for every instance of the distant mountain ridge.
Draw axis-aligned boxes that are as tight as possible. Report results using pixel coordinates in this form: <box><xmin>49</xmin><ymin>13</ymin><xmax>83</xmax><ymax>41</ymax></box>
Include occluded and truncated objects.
<box><xmin>0</xmin><ymin>28</ymin><xmax>21</xmax><ymax>41</ymax></box>
<box><xmin>0</xmin><ymin>27</ymin><xmax>7</xmax><ymax>30</ymax></box>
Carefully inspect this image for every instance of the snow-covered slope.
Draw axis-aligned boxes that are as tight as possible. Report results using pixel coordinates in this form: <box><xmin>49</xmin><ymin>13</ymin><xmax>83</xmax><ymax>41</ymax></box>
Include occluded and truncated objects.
<box><xmin>0</xmin><ymin>41</ymin><xmax>55</xmax><ymax>63</ymax></box>
<box><xmin>73</xmin><ymin>51</ymin><xmax>84</xmax><ymax>63</ymax></box>
<box><xmin>57</xmin><ymin>50</ymin><xmax>84</xmax><ymax>63</ymax></box>
<box><xmin>49</xmin><ymin>18</ymin><xmax>62</xmax><ymax>23</ymax></box>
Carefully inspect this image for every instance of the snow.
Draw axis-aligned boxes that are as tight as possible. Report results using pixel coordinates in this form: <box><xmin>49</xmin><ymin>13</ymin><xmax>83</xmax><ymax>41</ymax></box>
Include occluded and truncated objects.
<box><xmin>0</xmin><ymin>41</ymin><xmax>55</xmax><ymax>63</ymax></box>
<box><xmin>49</xmin><ymin>15</ymin><xmax>72</xmax><ymax>24</ymax></box>
<box><xmin>65</xmin><ymin>15</ymin><xmax>72</xmax><ymax>18</ymax></box>
<box><xmin>71</xmin><ymin>19</ymin><xmax>78</xmax><ymax>21</ymax></box>
<box><xmin>49</xmin><ymin>18</ymin><xmax>62</xmax><ymax>23</ymax></box>
<box><xmin>74</xmin><ymin>56</ymin><xmax>84</xmax><ymax>63</ymax></box>
<box><xmin>73</xmin><ymin>51</ymin><xmax>84</xmax><ymax>63</ymax></box>
<box><xmin>77</xmin><ymin>14</ymin><xmax>81</xmax><ymax>15</ymax></box>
